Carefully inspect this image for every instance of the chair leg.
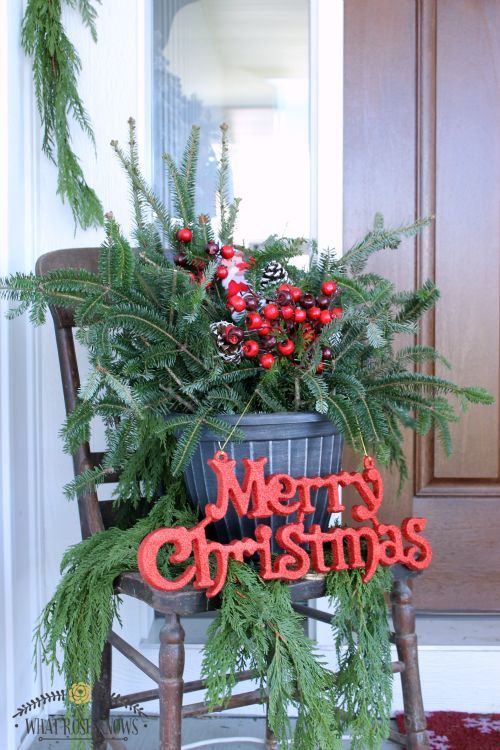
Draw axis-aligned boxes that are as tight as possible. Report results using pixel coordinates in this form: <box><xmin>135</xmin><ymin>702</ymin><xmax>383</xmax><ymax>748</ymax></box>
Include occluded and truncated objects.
<box><xmin>391</xmin><ymin>576</ymin><xmax>429</xmax><ymax>750</ymax></box>
<box><xmin>159</xmin><ymin>613</ymin><xmax>185</xmax><ymax>750</ymax></box>
<box><xmin>91</xmin><ymin>639</ymin><xmax>112</xmax><ymax>750</ymax></box>
<box><xmin>265</xmin><ymin>709</ymin><xmax>278</xmax><ymax>749</ymax></box>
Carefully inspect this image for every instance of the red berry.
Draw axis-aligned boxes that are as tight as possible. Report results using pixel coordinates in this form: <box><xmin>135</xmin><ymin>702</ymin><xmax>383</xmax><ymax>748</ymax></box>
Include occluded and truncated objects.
<box><xmin>316</xmin><ymin>362</ymin><xmax>326</xmax><ymax>374</ymax></box>
<box><xmin>278</xmin><ymin>283</ymin><xmax>292</xmax><ymax>292</ymax></box>
<box><xmin>261</xmin><ymin>335</ymin><xmax>277</xmax><ymax>351</ymax></box>
<box><xmin>308</xmin><ymin>306</ymin><xmax>321</xmax><ymax>321</ymax></box>
<box><xmin>221</xmin><ymin>245</ymin><xmax>235</xmax><ymax>260</ymax></box>
<box><xmin>276</xmin><ymin>289</ymin><xmax>293</xmax><ymax>306</ymax></box>
<box><xmin>246</xmin><ymin>312</ymin><xmax>263</xmax><ymax>330</ymax></box>
<box><xmin>188</xmin><ymin>272</ymin><xmax>197</xmax><ymax>283</ymax></box>
<box><xmin>321</xmin><ymin>280</ymin><xmax>337</xmax><ymax>296</ymax></box>
<box><xmin>319</xmin><ymin>310</ymin><xmax>332</xmax><ymax>326</ymax></box>
<box><xmin>331</xmin><ymin>307</ymin><xmax>343</xmax><ymax>319</ymax></box>
<box><xmin>316</xmin><ymin>294</ymin><xmax>330</xmax><ymax>309</ymax></box>
<box><xmin>216</xmin><ymin>265</ymin><xmax>228</xmax><ymax>279</ymax></box>
<box><xmin>278</xmin><ymin>339</ymin><xmax>295</xmax><ymax>356</ymax></box>
<box><xmin>205</xmin><ymin>241</ymin><xmax>219</xmax><ymax>256</ymax></box>
<box><xmin>260</xmin><ymin>353</ymin><xmax>275</xmax><ymax>369</ymax></box>
<box><xmin>245</xmin><ymin>295</ymin><xmax>259</xmax><ymax>311</ymax></box>
<box><xmin>177</xmin><ymin>227</ymin><xmax>193</xmax><ymax>243</ymax></box>
<box><xmin>258</xmin><ymin>325</ymin><xmax>271</xmax><ymax>337</ymax></box>
<box><xmin>173</xmin><ymin>252</ymin><xmax>188</xmax><ymax>267</ymax></box>
<box><xmin>294</xmin><ymin>308</ymin><xmax>307</xmax><ymax>323</ymax></box>
<box><xmin>225</xmin><ymin>325</ymin><xmax>244</xmax><ymax>345</ymax></box>
<box><xmin>281</xmin><ymin>305</ymin><xmax>295</xmax><ymax>320</ymax></box>
<box><xmin>290</xmin><ymin>286</ymin><xmax>302</xmax><ymax>302</ymax></box>
<box><xmin>229</xmin><ymin>295</ymin><xmax>247</xmax><ymax>312</ymax></box>
<box><xmin>262</xmin><ymin>303</ymin><xmax>279</xmax><ymax>321</ymax></box>
<box><xmin>243</xmin><ymin>340</ymin><xmax>259</xmax><ymax>358</ymax></box>
<box><xmin>322</xmin><ymin>347</ymin><xmax>333</xmax><ymax>360</ymax></box>
<box><xmin>300</xmin><ymin>293</ymin><xmax>315</xmax><ymax>309</ymax></box>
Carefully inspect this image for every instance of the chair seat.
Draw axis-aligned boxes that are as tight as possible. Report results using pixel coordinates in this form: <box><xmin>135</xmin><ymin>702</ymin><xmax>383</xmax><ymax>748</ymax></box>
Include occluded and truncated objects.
<box><xmin>115</xmin><ymin>571</ymin><xmax>328</xmax><ymax>615</ymax></box>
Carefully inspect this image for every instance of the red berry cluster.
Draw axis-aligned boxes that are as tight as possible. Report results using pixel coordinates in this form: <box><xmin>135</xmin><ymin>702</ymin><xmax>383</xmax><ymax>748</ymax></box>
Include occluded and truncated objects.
<box><xmin>174</xmin><ymin>231</ymin><xmax>235</xmax><ymax>285</ymax></box>
<box><xmin>230</xmin><ymin>280</ymin><xmax>341</xmax><ymax>369</ymax></box>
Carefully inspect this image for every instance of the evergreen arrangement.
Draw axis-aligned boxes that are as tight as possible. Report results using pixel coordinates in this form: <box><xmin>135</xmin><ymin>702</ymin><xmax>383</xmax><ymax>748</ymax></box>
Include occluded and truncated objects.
<box><xmin>21</xmin><ymin>0</ymin><xmax>103</xmax><ymax>229</ymax></box>
<box><xmin>1</xmin><ymin>121</ymin><xmax>492</xmax><ymax>749</ymax></box>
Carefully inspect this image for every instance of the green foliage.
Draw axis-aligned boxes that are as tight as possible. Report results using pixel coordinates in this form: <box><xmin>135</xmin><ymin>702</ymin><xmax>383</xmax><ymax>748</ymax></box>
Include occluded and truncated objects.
<box><xmin>21</xmin><ymin>0</ymin><xmax>103</xmax><ymax>229</ymax></box>
<box><xmin>34</xmin><ymin>476</ymin><xmax>196</xmax><ymax>740</ymax></box>
<box><xmin>327</xmin><ymin>566</ymin><xmax>393</xmax><ymax>750</ymax></box>
<box><xmin>202</xmin><ymin>561</ymin><xmax>342</xmax><ymax>749</ymax></box>
<box><xmin>0</xmin><ymin>122</ymin><xmax>492</xmax><ymax>491</ymax></box>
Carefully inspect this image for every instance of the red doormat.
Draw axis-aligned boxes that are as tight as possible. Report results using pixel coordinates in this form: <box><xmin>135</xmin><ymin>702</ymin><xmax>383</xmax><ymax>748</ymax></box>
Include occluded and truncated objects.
<box><xmin>396</xmin><ymin>712</ymin><xmax>500</xmax><ymax>749</ymax></box>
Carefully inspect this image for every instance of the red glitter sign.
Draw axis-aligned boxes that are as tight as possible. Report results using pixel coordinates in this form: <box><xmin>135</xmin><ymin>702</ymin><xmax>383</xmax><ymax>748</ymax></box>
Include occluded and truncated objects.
<box><xmin>138</xmin><ymin>452</ymin><xmax>432</xmax><ymax>597</ymax></box>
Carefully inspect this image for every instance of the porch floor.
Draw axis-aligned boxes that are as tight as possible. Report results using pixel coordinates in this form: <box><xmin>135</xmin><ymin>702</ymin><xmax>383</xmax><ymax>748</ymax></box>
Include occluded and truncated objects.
<box><xmin>25</xmin><ymin>716</ymin><xmax>400</xmax><ymax>749</ymax></box>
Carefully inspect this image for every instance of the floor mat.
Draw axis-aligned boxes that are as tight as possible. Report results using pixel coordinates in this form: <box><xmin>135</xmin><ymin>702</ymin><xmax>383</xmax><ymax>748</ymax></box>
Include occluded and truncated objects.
<box><xmin>396</xmin><ymin>712</ymin><xmax>500</xmax><ymax>749</ymax></box>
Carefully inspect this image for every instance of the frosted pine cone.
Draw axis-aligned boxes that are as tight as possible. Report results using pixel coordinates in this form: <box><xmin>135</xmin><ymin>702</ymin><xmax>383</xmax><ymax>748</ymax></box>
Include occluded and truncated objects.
<box><xmin>260</xmin><ymin>260</ymin><xmax>289</xmax><ymax>290</ymax></box>
<box><xmin>210</xmin><ymin>321</ymin><xmax>243</xmax><ymax>364</ymax></box>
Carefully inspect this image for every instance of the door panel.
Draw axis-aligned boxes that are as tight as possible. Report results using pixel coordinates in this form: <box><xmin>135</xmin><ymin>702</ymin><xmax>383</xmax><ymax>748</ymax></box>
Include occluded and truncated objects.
<box><xmin>344</xmin><ymin>0</ymin><xmax>500</xmax><ymax>610</ymax></box>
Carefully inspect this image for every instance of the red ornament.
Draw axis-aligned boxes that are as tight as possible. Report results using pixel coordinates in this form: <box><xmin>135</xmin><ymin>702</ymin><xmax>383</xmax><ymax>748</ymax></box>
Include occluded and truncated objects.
<box><xmin>246</xmin><ymin>312</ymin><xmax>263</xmax><ymax>330</ymax></box>
<box><xmin>294</xmin><ymin>308</ymin><xmax>307</xmax><ymax>323</ymax></box>
<box><xmin>290</xmin><ymin>286</ymin><xmax>302</xmax><ymax>302</ymax></box>
<box><xmin>319</xmin><ymin>310</ymin><xmax>332</xmax><ymax>326</ymax></box>
<box><xmin>260</xmin><ymin>353</ymin><xmax>275</xmax><ymax>369</ymax></box>
<box><xmin>137</xmin><ymin>453</ymin><xmax>432</xmax><ymax>598</ymax></box>
<box><xmin>258</xmin><ymin>325</ymin><xmax>271</xmax><ymax>337</ymax></box>
<box><xmin>331</xmin><ymin>307</ymin><xmax>343</xmax><ymax>319</ymax></box>
<box><xmin>280</xmin><ymin>305</ymin><xmax>295</xmax><ymax>320</ymax></box>
<box><xmin>262</xmin><ymin>303</ymin><xmax>279</xmax><ymax>321</ymax></box>
<box><xmin>308</xmin><ymin>306</ymin><xmax>321</xmax><ymax>321</ymax></box>
<box><xmin>177</xmin><ymin>227</ymin><xmax>193</xmax><ymax>243</ymax></box>
<box><xmin>321</xmin><ymin>280</ymin><xmax>337</xmax><ymax>296</ymax></box>
<box><xmin>216</xmin><ymin>265</ymin><xmax>228</xmax><ymax>279</ymax></box>
<box><xmin>221</xmin><ymin>245</ymin><xmax>235</xmax><ymax>260</ymax></box>
<box><xmin>277</xmin><ymin>339</ymin><xmax>295</xmax><ymax>356</ymax></box>
<box><xmin>243</xmin><ymin>340</ymin><xmax>259</xmax><ymax>358</ymax></box>
<box><xmin>229</xmin><ymin>295</ymin><xmax>247</xmax><ymax>312</ymax></box>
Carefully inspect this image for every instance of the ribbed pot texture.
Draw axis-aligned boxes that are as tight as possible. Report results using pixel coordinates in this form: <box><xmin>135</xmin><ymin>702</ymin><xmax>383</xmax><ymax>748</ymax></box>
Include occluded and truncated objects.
<box><xmin>183</xmin><ymin>412</ymin><xmax>343</xmax><ymax>553</ymax></box>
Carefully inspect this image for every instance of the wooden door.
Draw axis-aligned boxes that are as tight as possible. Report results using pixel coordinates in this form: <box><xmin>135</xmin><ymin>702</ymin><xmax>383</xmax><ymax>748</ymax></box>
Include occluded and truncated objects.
<box><xmin>344</xmin><ymin>0</ymin><xmax>500</xmax><ymax>611</ymax></box>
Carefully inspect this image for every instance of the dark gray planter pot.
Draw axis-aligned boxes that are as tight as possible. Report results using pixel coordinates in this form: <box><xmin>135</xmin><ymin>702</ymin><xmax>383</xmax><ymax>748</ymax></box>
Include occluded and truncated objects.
<box><xmin>183</xmin><ymin>412</ymin><xmax>343</xmax><ymax>553</ymax></box>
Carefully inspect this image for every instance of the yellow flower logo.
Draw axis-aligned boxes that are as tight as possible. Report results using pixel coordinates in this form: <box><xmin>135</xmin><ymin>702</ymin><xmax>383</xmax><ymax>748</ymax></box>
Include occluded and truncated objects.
<box><xmin>68</xmin><ymin>682</ymin><xmax>91</xmax><ymax>705</ymax></box>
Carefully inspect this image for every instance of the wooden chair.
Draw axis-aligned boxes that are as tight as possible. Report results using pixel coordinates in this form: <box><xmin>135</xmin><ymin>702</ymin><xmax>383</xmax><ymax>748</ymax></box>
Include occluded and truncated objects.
<box><xmin>36</xmin><ymin>247</ymin><xmax>429</xmax><ymax>750</ymax></box>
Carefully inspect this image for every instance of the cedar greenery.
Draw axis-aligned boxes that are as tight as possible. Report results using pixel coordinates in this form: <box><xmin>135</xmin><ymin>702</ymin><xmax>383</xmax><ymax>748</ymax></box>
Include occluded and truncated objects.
<box><xmin>1</xmin><ymin>121</ymin><xmax>492</xmax><ymax>748</ymax></box>
<box><xmin>21</xmin><ymin>0</ymin><xmax>103</xmax><ymax>229</ymax></box>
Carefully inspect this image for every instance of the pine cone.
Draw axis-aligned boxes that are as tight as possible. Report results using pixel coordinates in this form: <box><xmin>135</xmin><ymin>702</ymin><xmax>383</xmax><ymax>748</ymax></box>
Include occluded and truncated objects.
<box><xmin>260</xmin><ymin>260</ymin><xmax>289</xmax><ymax>290</ymax></box>
<box><xmin>210</xmin><ymin>321</ymin><xmax>243</xmax><ymax>364</ymax></box>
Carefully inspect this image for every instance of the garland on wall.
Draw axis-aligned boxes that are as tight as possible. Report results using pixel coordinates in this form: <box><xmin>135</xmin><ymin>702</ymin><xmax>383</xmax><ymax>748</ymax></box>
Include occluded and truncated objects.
<box><xmin>21</xmin><ymin>0</ymin><xmax>103</xmax><ymax>229</ymax></box>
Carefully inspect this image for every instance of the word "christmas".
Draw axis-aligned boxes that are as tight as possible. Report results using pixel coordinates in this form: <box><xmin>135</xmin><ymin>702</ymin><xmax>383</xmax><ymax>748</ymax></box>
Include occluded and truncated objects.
<box><xmin>137</xmin><ymin>452</ymin><xmax>432</xmax><ymax>597</ymax></box>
